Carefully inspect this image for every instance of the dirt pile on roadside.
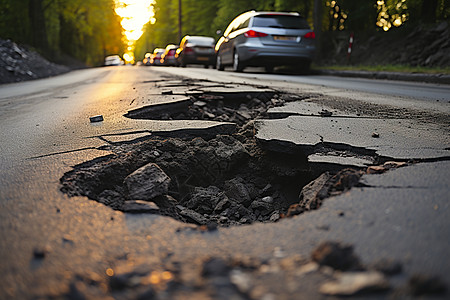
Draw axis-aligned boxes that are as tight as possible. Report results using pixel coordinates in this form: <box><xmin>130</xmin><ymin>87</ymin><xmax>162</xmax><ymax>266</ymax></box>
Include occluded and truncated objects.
<box><xmin>0</xmin><ymin>39</ymin><xmax>70</xmax><ymax>84</ymax></box>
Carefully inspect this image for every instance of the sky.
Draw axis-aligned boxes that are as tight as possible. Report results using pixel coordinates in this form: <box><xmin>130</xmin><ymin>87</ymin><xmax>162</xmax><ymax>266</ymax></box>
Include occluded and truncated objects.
<box><xmin>115</xmin><ymin>0</ymin><xmax>154</xmax><ymax>41</ymax></box>
<box><xmin>115</xmin><ymin>0</ymin><xmax>154</xmax><ymax>62</ymax></box>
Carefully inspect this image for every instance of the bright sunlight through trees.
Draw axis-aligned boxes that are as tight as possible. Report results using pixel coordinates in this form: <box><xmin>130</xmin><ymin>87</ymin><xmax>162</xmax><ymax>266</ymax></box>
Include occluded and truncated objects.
<box><xmin>115</xmin><ymin>0</ymin><xmax>154</xmax><ymax>63</ymax></box>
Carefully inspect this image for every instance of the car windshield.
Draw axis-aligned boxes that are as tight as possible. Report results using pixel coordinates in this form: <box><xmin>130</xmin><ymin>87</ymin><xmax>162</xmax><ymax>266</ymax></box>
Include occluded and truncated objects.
<box><xmin>253</xmin><ymin>15</ymin><xmax>310</xmax><ymax>29</ymax></box>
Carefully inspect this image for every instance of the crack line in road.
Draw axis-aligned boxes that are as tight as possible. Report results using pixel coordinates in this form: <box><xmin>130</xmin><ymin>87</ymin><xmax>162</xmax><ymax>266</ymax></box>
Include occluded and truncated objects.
<box><xmin>28</xmin><ymin>146</ymin><xmax>103</xmax><ymax>160</ymax></box>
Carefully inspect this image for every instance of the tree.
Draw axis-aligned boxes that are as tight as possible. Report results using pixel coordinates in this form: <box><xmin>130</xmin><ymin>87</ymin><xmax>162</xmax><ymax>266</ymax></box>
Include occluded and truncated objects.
<box><xmin>0</xmin><ymin>0</ymin><xmax>31</xmax><ymax>44</ymax></box>
<box><xmin>0</xmin><ymin>0</ymin><xmax>124</xmax><ymax>66</ymax></box>
<box><xmin>422</xmin><ymin>0</ymin><xmax>439</xmax><ymax>22</ymax></box>
<box><xmin>29</xmin><ymin>0</ymin><xmax>49</xmax><ymax>52</ymax></box>
<box><xmin>182</xmin><ymin>0</ymin><xmax>220</xmax><ymax>37</ymax></box>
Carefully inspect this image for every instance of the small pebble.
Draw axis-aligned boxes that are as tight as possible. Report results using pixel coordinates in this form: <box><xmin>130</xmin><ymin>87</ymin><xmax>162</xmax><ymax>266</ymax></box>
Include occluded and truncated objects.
<box><xmin>33</xmin><ymin>246</ymin><xmax>50</xmax><ymax>259</ymax></box>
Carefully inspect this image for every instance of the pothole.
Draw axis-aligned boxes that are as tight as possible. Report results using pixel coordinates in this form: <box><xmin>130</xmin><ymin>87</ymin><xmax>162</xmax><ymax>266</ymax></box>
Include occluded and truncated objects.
<box><xmin>124</xmin><ymin>89</ymin><xmax>306</xmax><ymax>126</ymax></box>
<box><xmin>60</xmin><ymin>84</ymin><xmax>378</xmax><ymax>227</ymax></box>
<box><xmin>61</xmin><ymin>133</ymin><xmax>366</xmax><ymax>227</ymax></box>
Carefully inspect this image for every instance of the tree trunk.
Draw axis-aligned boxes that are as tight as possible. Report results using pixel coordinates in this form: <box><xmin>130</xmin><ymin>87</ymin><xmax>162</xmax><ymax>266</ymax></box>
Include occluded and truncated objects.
<box><xmin>29</xmin><ymin>0</ymin><xmax>49</xmax><ymax>52</ymax></box>
<box><xmin>421</xmin><ymin>0</ymin><xmax>438</xmax><ymax>23</ymax></box>
<box><xmin>178</xmin><ymin>0</ymin><xmax>182</xmax><ymax>42</ymax></box>
<box><xmin>313</xmin><ymin>0</ymin><xmax>323</xmax><ymax>61</ymax></box>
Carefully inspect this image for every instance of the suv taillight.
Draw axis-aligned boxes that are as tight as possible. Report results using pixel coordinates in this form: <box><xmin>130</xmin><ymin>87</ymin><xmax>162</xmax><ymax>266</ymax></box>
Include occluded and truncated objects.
<box><xmin>304</xmin><ymin>32</ymin><xmax>315</xmax><ymax>39</ymax></box>
<box><xmin>244</xmin><ymin>30</ymin><xmax>268</xmax><ymax>38</ymax></box>
<box><xmin>185</xmin><ymin>47</ymin><xmax>194</xmax><ymax>53</ymax></box>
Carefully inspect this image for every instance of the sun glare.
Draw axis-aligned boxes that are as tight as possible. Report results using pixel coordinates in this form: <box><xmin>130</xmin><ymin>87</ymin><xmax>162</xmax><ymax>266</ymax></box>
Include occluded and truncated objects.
<box><xmin>115</xmin><ymin>0</ymin><xmax>153</xmax><ymax>62</ymax></box>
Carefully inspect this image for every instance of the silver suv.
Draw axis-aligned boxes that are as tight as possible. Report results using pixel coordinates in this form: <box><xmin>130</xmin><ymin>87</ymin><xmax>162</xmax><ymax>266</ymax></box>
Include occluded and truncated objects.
<box><xmin>215</xmin><ymin>11</ymin><xmax>316</xmax><ymax>73</ymax></box>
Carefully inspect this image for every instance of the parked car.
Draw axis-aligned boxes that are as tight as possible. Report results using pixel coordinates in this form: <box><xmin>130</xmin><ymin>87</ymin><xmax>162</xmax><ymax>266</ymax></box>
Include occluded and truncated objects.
<box><xmin>104</xmin><ymin>55</ymin><xmax>123</xmax><ymax>66</ymax></box>
<box><xmin>160</xmin><ymin>44</ymin><xmax>179</xmax><ymax>66</ymax></box>
<box><xmin>215</xmin><ymin>11</ymin><xmax>315</xmax><ymax>73</ymax></box>
<box><xmin>143</xmin><ymin>52</ymin><xmax>152</xmax><ymax>65</ymax></box>
<box><xmin>150</xmin><ymin>48</ymin><xmax>165</xmax><ymax>66</ymax></box>
<box><xmin>176</xmin><ymin>35</ymin><xmax>216</xmax><ymax>68</ymax></box>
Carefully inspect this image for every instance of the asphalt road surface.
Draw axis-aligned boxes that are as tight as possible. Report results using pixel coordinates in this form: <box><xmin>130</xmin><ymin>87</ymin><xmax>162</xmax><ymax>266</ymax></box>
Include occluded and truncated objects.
<box><xmin>1</xmin><ymin>66</ymin><xmax>449</xmax><ymax>299</ymax></box>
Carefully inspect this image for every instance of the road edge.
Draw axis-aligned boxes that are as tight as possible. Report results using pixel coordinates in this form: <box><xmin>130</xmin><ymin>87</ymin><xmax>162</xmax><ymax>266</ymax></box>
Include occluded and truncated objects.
<box><xmin>317</xmin><ymin>69</ymin><xmax>450</xmax><ymax>85</ymax></box>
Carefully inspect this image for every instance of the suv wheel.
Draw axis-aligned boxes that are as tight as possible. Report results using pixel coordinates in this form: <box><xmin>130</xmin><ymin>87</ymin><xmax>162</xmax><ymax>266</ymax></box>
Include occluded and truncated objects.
<box><xmin>232</xmin><ymin>51</ymin><xmax>244</xmax><ymax>72</ymax></box>
<box><xmin>216</xmin><ymin>54</ymin><xmax>224</xmax><ymax>71</ymax></box>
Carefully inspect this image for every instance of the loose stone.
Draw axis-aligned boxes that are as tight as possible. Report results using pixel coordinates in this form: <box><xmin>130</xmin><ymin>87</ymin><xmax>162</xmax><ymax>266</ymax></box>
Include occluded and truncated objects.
<box><xmin>124</xmin><ymin>163</ymin><xmax>171</xmax><ymax>201</ymax></box>
<box><xmin>122</xmin><ymin>200</ymin><xmax>160</xmax><ymax>214</ymax></box>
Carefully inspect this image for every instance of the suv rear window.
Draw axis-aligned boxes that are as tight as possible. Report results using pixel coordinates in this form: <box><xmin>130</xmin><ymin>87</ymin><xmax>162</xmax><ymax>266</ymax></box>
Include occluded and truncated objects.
<box><xmin>253</xmin><ymin>15</ymin><xmax>310</xmax><ymax>29</ymax></box>
<box><xmin>188</xmin><ymin>37</ymin><xmax>215</xmax><ymax>46</ymax></box>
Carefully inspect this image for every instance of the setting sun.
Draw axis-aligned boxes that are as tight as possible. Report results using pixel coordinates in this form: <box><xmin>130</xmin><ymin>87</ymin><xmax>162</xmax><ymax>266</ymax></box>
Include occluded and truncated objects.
<box><xmin>115</xmin><ymin>0</ymin><xmax>153</xmax><ymax>41</ymax></box>
<box><xmin>115</xmin><ymin>0</ymin><xmax>153</xmax><ymax>62</ymax></box>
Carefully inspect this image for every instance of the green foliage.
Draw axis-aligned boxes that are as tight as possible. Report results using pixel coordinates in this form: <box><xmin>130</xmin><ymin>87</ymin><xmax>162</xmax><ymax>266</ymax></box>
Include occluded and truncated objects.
<box><xmin>324</xmin><ymin>0</ymin><xmax>377</xmax><ymax>32</ymax></box>
<box><xmin>0</xmin><ymin>0</ymin><xmax>32</xmax><ymax>44</ymax></box>
<box><xmin>183</xmin><ymin>0</ymin><xmax>219</xmax><ymax>36</ymax></box>
<box><xmin>212</xmin><ymin>0</ymin><xmax>256</xmax><ymax>32</ymax></box>
<box><xmin>0</xmin><ymin>0</ymin><xmax>125</xmax><ymax>66</ymax></box>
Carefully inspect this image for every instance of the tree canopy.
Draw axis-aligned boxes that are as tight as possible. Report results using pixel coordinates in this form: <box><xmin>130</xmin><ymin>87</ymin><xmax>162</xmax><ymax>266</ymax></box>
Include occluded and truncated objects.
<box><xmin>0</xmin><ymin>0</ymin><xmax>125</xmax><ymax>66</ymax></box>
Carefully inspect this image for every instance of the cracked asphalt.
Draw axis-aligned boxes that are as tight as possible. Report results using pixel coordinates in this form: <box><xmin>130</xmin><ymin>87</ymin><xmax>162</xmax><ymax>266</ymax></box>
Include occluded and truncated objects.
<box><xmin>0</xmin><ymin>66</ymin><xmax>449</xmax><ymax>299</ymax></box>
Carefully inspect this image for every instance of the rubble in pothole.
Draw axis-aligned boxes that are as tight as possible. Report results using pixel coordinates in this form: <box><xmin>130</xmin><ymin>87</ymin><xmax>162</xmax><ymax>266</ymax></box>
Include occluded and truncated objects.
<box><xmin>124</xmin><ymin>89</ymin><xmax>305</xmax><ymax>126</ymax></box>
<box><xmin>61</xmin><ymin>134</ymin><xmax>313</xmax><ymax>226</ymax></box>
<box><xmin>60</xmin><ymin>128</ymin><xmax>381</xmax><ymax>227</ymax></box>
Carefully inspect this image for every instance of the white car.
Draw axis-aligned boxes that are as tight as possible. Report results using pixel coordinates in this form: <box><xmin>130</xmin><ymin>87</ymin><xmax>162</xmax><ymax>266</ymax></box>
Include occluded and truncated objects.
<box><xmin>104</xmin><ymin>55</ymin><xmax>124</xmax><ymax>66</ymax></box>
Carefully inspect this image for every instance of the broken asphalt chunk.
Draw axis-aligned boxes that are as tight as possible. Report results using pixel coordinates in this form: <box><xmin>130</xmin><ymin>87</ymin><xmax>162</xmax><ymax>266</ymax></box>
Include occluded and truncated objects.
<box><xmin>124</xmin><ymin>163</ymin><xmax>171</xmax><ymax>201</ymax></box>
<box><xmin>177</xmin><ymin>205</ymin><xmax>209</xmax><ymax>225</ymax></box>
<box><xmin>383</xmin><ymin>161</ymin><xmax>407</xmax><ymax>169</ymax></box>
<box><xmin>122</xmin><ymin>200</ymin><xmax>160</xmax><ymax>214</ymax></box>
<box><xmin>319</xmin><ymin>109</ymin><xmax>333</xmax><ymax>117</ymax></box>
<box><xmin>89</xmin><ymin>115</ymin><xmax>103</xmax><ymax>123</ymax></box>
<box><xmin>297</xmin><ymin>172</ymin><xmax>332</xmax><ymax>211</ymax></box>
<box><xmin>367</xmin><ymin>165</ymin><xmax>386</xmax><ymax>174</ymax></box>
<box><xmin>193</xmin><ymin>100</ymin><xmax>207</xmax><ymax>107</ymax></box>
<box><xmin>367</xmin><ymin>161</ymin><xmax>408</xmax><ymax>174</ymax></box>
<box><xmin>286</xmin><ymin>168</ymin><xmax>364</xmax><ymax>217</ymax></box>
